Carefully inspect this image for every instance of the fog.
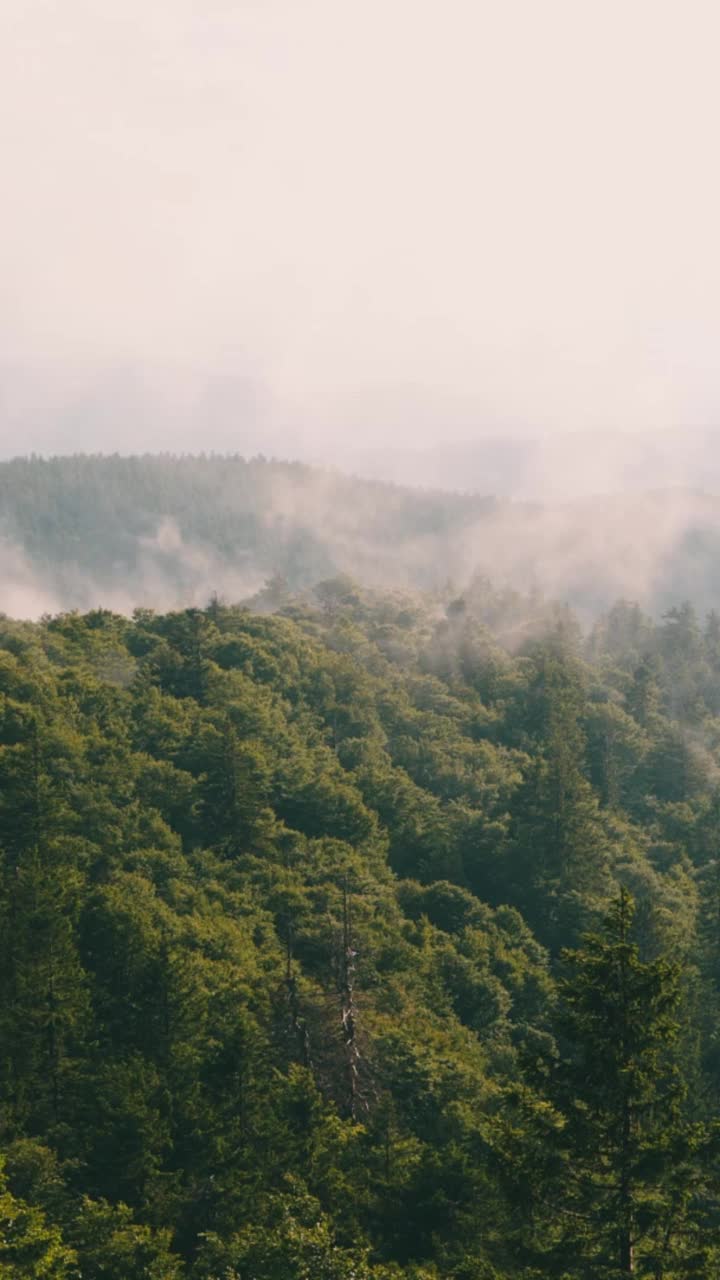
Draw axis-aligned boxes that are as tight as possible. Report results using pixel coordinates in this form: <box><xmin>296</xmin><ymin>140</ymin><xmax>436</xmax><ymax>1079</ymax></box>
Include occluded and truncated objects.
<box><xmin>3</xmin><ymin>1</ymin><xmax>720</xmax><ymax>487</ymax></box>
<box><xmin>3</xmin><ymin>453</ymin><xmax>720</xmax><ymax>624</ymax></box>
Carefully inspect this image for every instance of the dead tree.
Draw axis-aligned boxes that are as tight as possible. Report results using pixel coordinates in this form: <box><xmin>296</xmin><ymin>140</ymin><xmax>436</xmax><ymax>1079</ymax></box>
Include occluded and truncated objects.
<box><xmin>338</xmin><ymin>880</ymin><xmax>361</xmax><ymax>1120</ymax></box>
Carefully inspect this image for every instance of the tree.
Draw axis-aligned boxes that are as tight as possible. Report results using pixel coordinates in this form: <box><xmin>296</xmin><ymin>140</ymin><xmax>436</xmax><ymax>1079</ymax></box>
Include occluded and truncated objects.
<box><xmin>544</xmin><ymin>891</ymin><xmax>715</xmax><ymax>1276</ymax></box>
<box><xmin>71</xmin><ymin>1196</ymin><xmax>184</xmax><ymax>1280</ymax></box>
<box><xmin>0</xmin><ymin>1158</ymin><xmax>75</xmax><ymax>1279</ymax></box>
<box><xmin>626</xmin><ymin>655</ymin><xmax>662</xmax><ymax>730</ymax></box>
<box><xmin>505</xmin><ymin>653</ymin><xmax>613</xmax><ymax>947</ymax></box>
<box><xmin>0</xmin><ymin>708</ymin><xmax>90</xmax><ymax>1139</ymax></box>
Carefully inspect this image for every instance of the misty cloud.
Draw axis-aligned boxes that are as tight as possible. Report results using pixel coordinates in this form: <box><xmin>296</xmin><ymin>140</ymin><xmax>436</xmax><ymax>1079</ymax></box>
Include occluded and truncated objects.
<box><xmin>0</xmin><ymin>514</ymin><xmax>266</xmax><ymax>620</ymax></box>
<box><xmin>2</xmin><ymin>1</ymin><xmax>720</xmax><ymax>462</ymax></box>
<box><xmin>3</xmin><ymin>457</ymin><xmax>720</xmax><ymax>622</ymax></box>
<box><xmin>0</xmin><ymin>540</ymin><xmax>62</xmax><ymax>619</ymax></box>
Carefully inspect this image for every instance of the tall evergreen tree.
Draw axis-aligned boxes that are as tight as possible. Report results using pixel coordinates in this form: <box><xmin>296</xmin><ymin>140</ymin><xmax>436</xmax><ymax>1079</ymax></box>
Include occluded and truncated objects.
<box><xmin>544</xmin><ymin>891</ymin><xmax>715</xmax><ymax>1277</ymax></box>
<box><xmin>505</xmin><ymin>652</ymin><xmax>612</xmax><ymax>947</ymax></box>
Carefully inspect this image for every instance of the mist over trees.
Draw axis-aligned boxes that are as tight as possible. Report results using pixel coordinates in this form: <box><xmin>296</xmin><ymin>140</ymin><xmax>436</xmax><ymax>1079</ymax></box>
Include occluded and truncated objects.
<box><xmin>2</xmin><ymin>575</ymin><xmax>720</xmax><ymax>1275</ymax></box>
<box><xmin>5</xmin><ymin>454</ymin><xmax>720</xmax><ymax>619</ymax></box>
<box><xmin>5</xmin><ymin>0</ymin><xmax>720</xmax><ymax>1269</ymax></box>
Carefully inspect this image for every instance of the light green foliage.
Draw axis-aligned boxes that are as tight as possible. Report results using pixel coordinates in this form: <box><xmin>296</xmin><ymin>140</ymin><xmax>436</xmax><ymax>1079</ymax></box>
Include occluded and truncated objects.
<box><xmin>71</xmin><ymin>1197</ymin><xmax>185</xmax><ymax>1279</ymax></box>
<box><xmin>0</xmin><ymin>1159</ymin><xmax>75</xmax><ymax>1278</ymax></box>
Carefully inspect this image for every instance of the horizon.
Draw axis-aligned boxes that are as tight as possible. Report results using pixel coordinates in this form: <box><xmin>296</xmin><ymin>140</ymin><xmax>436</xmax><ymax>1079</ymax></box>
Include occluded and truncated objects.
<box><xmin>2</xmin><ymin>430</ymin><xmax>720</xmax><ymax>505</ymax></box>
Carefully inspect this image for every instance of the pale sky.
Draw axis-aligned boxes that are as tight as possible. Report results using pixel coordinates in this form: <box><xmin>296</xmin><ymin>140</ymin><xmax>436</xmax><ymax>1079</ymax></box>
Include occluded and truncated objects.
<box><xmin>2</xmin><ymin>0</ymin><xmax>720</xmax><ymax>459</ymax></box>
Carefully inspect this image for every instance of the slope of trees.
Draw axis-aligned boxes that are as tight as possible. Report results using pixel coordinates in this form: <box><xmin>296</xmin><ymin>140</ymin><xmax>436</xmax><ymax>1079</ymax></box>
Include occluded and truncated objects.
<box><xmin>4</xmin><ymin>453</ymin><xmax>720</xmax><ymax>615</ymax></box>
<box><xmin>2</xmin><ymin>580</ymin><xmax>720</xmax><ymax>1275</ymax></box>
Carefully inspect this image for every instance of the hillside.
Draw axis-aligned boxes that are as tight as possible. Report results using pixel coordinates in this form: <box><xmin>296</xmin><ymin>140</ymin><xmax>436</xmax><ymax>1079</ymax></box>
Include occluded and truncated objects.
<box><xmin>3</xmin><ymin>454</ymin><xmax>720</xmax><ymax>618</ymax></box>
<box><xmin>2</xmin><ymin>581</ymin><xmax>720</xmax><ymax>1275</ymax></box>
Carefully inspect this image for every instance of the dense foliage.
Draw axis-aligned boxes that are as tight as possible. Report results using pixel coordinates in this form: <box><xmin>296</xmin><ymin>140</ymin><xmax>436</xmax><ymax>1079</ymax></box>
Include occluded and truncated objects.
<box><xmin>2</xmin><ymin>577</ymin><xmax>720</xmax><ymax>1275</ymax></box>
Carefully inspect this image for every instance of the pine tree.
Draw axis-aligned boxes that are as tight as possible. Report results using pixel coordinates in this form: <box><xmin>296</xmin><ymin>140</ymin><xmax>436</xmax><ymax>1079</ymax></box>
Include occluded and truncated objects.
<box><xmin>626</xmin><ymin>655</ymin><xmax>662</xmax><ymax>729</ymax></box>
<box><xmin>546</xmin><ymin>891</ymin><xmax>715</xmax><ymax>1276</ymax></box>
<box><xmin>505</xmin><ymin>653</ymin><xmax>613</xmax><ymax>947</ymax></box>
<box><xmin>0</xmin><ymin>711</ymin><xmax>89</xmax><ymax>1139</ymax></box>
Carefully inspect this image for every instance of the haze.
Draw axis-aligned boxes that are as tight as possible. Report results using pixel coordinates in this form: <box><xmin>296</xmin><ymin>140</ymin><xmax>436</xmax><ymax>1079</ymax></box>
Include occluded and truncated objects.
<box><xmin>3</xmin><ymin>1</ymin><xmax>720</xmax><ymax>486</ymax></box>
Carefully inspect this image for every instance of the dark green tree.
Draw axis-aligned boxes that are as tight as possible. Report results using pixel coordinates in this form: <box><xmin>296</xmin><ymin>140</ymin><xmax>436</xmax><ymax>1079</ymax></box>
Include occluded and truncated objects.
<box><xmin>505</xmin><ymin>654</ymin><xmax>613</xmax><ymax>947</ymax></box>
<box><xmin>545</xmin><ymin>891</ymin><xmax>715</xmax><ymax>1277</ymax></box>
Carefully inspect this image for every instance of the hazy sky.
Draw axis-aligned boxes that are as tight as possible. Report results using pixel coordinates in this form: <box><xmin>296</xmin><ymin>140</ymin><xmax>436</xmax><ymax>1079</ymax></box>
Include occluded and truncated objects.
<box><xmin>3</xmin><ymin>0</ymin><xmax>720</xmax><ymax>459</ymax></box>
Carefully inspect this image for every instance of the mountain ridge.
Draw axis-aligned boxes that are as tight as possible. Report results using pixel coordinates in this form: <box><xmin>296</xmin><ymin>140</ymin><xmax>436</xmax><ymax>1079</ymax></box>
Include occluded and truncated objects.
<box><xmin>2</xmin><ymin>452</ymin><xmax>720</xmax><ymax>619</ymax></box>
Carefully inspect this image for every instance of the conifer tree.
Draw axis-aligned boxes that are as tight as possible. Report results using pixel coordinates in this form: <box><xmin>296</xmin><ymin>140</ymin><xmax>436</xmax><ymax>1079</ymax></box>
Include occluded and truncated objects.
<box><xmin>546</xmin><ymin>891</ymin><xmax>715</xmax><ymax>1276</ymax></box>
<box><xmin>506</xmin><ymin>653</ymin><xmax>612</xmax><ymax>947</ymax></box>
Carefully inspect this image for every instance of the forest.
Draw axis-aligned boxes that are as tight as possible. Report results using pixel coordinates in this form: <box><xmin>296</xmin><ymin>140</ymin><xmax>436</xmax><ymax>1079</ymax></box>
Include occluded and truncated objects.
<box><xmin>4</xmin><ymin>453</ymin><xmax>720</xmax><ymax>617</ymax></box>
<box><xmin>2</xmin><ymin>574</ymin><xmax>720</xmax><ymax>1276</ymax></box>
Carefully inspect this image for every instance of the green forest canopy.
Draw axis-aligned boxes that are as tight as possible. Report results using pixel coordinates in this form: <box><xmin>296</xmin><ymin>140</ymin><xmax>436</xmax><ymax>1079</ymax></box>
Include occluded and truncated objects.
<box><xmin>3</xmin><ymin>578</ymin><xmax>720</xmax><ymax>1275</ymax></box>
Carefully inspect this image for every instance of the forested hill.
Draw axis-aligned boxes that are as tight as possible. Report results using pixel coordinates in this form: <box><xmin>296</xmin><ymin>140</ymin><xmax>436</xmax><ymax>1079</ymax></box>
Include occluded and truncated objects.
<box><xmin>3</xmin><ymin>580</ymin><xmax>720</xmax><ymax>1276</ymax></box>
<box><xmin>0</xmin><ymin>454</ymin><xmax>493</xmax><ymax>614</ymax></box>
<box><xmin>4</xmin><ymin>453</ymin><xmax>720</xmax><ymax>617</ymax></box>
